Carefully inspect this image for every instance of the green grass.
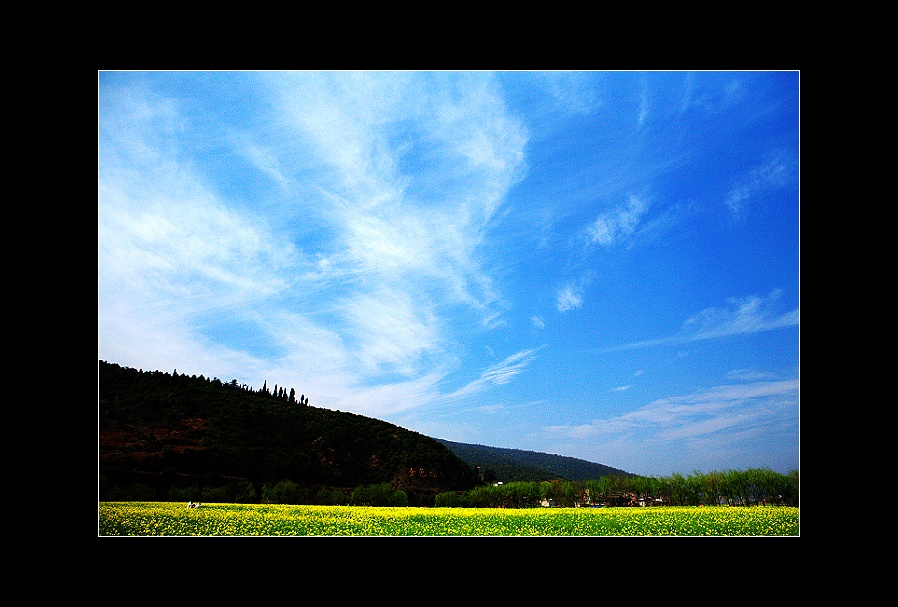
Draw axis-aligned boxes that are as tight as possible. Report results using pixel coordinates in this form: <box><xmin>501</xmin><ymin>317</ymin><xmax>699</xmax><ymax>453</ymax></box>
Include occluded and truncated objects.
<box><xmin>98</xmin><ymin>502</ymin><xmax>799</xmax><ymax>536</ymax></box>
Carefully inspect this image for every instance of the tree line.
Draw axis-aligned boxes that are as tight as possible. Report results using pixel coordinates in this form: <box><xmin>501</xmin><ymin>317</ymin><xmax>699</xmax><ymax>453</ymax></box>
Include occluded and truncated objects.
<box><xmin>434</xmin><ymin>467</ymin><xmax>798</xmax><ymax>508</ymax></box>
<box><xmin>103</xmin><ymin>466</ymin><xmax>797</xmax><ymax>508</ymax></box>
<box><xmin>213</xmin><ymin>375</ymin><xmax>309</xmax><ymax>407</ymax></box>
<box><xmin>104</xmin><ymin>479</ymin><xmax>411</xmax><ymax>507</ymax></box>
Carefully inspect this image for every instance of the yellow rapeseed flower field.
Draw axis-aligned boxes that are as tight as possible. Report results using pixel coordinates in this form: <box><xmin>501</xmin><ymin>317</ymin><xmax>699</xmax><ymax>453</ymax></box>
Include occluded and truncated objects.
<box><xmin>98</xmin><ymin>502</ymin><xmax>799</xmax><ymax>537</ymax></box>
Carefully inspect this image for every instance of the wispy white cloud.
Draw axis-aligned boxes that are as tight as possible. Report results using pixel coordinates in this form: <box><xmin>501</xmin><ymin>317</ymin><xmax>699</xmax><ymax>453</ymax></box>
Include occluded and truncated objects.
<box><xmin>442</xmin><ymin>348</ymin><xmax>542</xmax><ymax>403</ymax></box>
<box><xmin>638</xmin><ymin>379</ymin><xmax>797</xmax><ymax>425</ymax></box>
<box><xmin>603</xmin><ymin>290</ymin><xmax>799</xmax><ymax>352</ymax></box>
<box><xmin>726</xmin><ymin>368</ymin><xmax>780</xmax><ymax>382</ymax></box>
<box><xmin>339</xmin><ymin>286</ymin><xmax>441</xmax><ymax>377</ymax></box>
<box><xmin>481</xmin><ymin>349</ymin><xmax>540</xmax><ymax>386</ymax></box>
<box><xmin>556</xmin><ymin>284</ymin><xmax>583</xmax><ymax>312</ymax></box>
<box><xmin>726</xmin><ymin>151</ymin><xmax>796</xmax><ymax>218</ymax></box>
<box><xmin>234</xmin><ymin>136</ymin><xmax>293</xmax><ymax>191</ymax></box>
<box><xmin>586</xmin><ymin>194</ymin><xmax>650</xmax><ymax>247</ymax></box>
<box><xmin>678</xmin><ymin>290</ymin><xmax>799</xmax><ymax>341</ymax></box>
<box><xmin>544</xmin><ymin>375</ymin><xmax>799</xmax><ymax>470</ymax></box>
<box><xmin>269</xmin><ymin>71</ymin><xmax>526</xmax><ymax>319</ymax></box>
<box><xmin>98</xmin><ymin>85</ymin><xmax>301</xmax><ymax>380</ymax></box>
<box><xmin>555</xmin><ymin>272</ymin><xmax>595</xmax><ymax>313</ymax></box>
<box><xmin>679</xmin><ymin>73</ymin><xmax>749</xmax><ymax>118</ymax></box>
<box><xmin>637</xmin><ymin>74</ymin><xmax>650</xmax><ymax>128</ymax></box>
<box><xmin>539</xmin><ymin>71</ymin><xmax>600</xmax><ymax>115</ymax></box>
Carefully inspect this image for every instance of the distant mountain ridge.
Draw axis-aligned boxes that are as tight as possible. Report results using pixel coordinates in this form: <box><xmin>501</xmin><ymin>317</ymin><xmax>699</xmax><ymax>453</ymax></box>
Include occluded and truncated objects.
<box><xmin>436</xmin><ymin>439</ymin><xmax>634</xmax><ymax>482</ymax></box>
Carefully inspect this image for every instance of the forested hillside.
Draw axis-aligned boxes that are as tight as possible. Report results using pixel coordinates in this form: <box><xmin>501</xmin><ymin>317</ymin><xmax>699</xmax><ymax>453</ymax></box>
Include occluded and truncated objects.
<box><xmin>98</xmin><ymin>361</ymin><xmax>480</xmax><ymax>505</ymax></box>
<box><xmin>437</xmin><ymin>439</ymin><xmax>634</xmax><ymax>482</ymax></box>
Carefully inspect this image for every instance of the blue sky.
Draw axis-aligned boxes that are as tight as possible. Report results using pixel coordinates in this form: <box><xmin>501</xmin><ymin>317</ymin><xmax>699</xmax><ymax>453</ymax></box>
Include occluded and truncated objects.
<box><xmin>98</xmin><ymin>71</ymin><xmax>799</xmax><ymax>477</ymax></box>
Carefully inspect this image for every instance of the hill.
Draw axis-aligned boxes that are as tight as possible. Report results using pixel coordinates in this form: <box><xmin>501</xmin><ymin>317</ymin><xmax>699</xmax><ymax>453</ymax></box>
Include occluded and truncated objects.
<box><xmin>437</xmin><ymin>439</ymin><xmax>634</xmax><ymax>482</ymax></box>
<box><xmin>98</xmin><ymin>361</ymin><xmax>480</xmax><ymax>505</ymax></box>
